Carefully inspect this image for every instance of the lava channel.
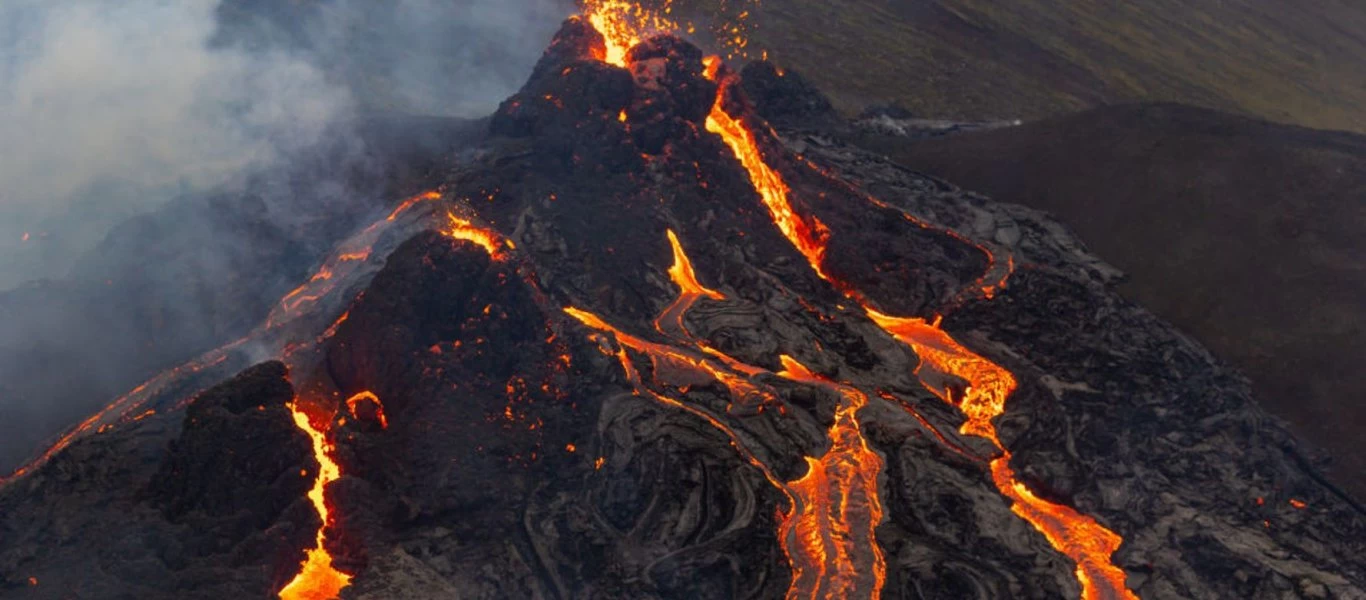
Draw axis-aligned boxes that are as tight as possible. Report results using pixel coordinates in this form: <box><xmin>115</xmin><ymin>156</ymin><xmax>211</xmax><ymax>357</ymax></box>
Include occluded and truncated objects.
<box><xmin>691</xmin><ymin>32</ymin><xmax>1138</xmax><ymax>599</ymax></box>
<box><xmin>278</xmin><ymin>402</ymin><xmax>351</xmax><ymax>600</ymax></box>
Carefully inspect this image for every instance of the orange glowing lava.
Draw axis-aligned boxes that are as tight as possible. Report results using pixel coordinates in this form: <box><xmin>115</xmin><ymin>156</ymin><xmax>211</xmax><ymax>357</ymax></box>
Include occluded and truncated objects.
<box><xmin>582</xmin><ymin>0</ymin><xmax>679</xmax><ymax>67</ymax></box>
<box><xmin>279</xmin><ymin>403</ymin><xmax>352</xmax><ymax>600</ymax></box>
<box><xmin>654</xmin><ymin>229</ymin><xmax>725</xmax><ymax>339</ymax></box>
<box><xmin>690</xmin><ymin>33</ymin><xmax>1134</xmax><ymax>597</ymax></box>
<box><xmin>776</xmin><ymin>356</ymin><xmax>887</xmax><ymax>599</ymax></box>
<box><xmin>388</xmin><ymin>190</ymin><xmax>442</xmax><ymax>221</ymax></box>
<box><xmin>345</xmin><ymin>391</ymin><xmax>389</xmax><ymax>430</ymax></box>
<box><xmin>865</xmin><ymin>310</ymin><xmax>1135</xmax><ymax>600</ymax></box>
<box><xmin>703</xmin><ymin>63</ymin><xmax>831</xmax><ymax>280</ymax></box>
<box><xmin>444</xmin><ymin>212</ymin><xmax>503</xmax><ymax>257</ymax></box>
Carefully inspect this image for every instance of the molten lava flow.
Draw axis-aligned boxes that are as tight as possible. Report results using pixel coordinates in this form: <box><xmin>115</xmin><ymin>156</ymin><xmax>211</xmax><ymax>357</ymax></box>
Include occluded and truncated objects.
<box><xmin>564</xmin><ymin>306</ymin><xmax>763</xmax><ymax>403</ymax></box>
<box><xmin>563</xmin><ymin>308</ymin><xmax>789</xmax><ymax>491</ymax></box>
<box><xmin>0</xmin><ymin>340</ymin><xmax>244</xmax><ymax>485</ymax></box>
<box><xmin>776</xmin><ymin>356</ymin><xmax>887</xmax><ymax>600</ymax></box>
<box><xmin>684</xmin><ymin>34</ymin><xmax>1137</xmax><ymax>594</ymax></box>
<box><xmin>443</xmin><ymin>212</ymin><xmax>503</xmax><ymax>257</ymax></box>
<box><xmin>865</xmin><ymin>310</ymin><xmax>1136</xmax><ymax>600</ymax></box>
<box><xmin>703</xmin><ymin>64</ymin><xmax>831</xmax><ymax>280</ymax></box>
<box><xmin>280</xmin><ymin>403</ymin><xmax>351</xmax><ymax>600</ymax></box>
<box><xmin>387</xmin><ymin>190</ymin><xmax>442</xmax><ymax>222</ymax></box>
<box><xmin>345</xmin><ymin>391</ymin><xmax>389</xmax><ymax>430</ymax></box>
<box><xmin>655</xmin><ymin>229</ymin><xmax>725</xmax><ymax>339</ymax></box>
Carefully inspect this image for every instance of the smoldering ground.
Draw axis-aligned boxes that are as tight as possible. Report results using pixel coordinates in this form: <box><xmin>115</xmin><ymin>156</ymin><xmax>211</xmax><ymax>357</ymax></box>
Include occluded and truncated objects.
<box><xmin>0</xmin><ymin>0</ymin><xmax>572</xmax><ymax>473</ymax></box>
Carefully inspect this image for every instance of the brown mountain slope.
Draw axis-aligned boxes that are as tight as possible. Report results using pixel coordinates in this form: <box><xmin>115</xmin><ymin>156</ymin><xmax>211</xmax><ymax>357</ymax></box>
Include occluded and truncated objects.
<box><xmin>696</xmin><ymin>0</ymin><xmax>1366</xmax><ymax>134</ymax></box>
<box><xmin>860</xmin><ymin>103</ymin><xmax>1366</xmax><ymax>497</ymax></box>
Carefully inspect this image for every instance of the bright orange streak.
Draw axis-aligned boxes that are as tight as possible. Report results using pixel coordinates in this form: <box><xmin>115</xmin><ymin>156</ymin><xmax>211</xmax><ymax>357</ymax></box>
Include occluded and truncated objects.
<box><xmin>703</xmin><ymin>63</ymin><xmax>831</xmax><ymax>280</ymax></box>
<box><xmin>345</xmin><ymin>391</ymin><xmax>389</xmax><ymax>430</ymax></box>
<box><xmin>865</xmin><ymin>310</ymin><xmax>1136</xmax><ymax>600</ymax></box>
<box><xmin>565</xmin><ymin>307</ymin><xmax>789</xmax><ymax>490</ymax></box>
<box><xmin>776</xmin><ymin>356</ymin><xmax>886</xmax><ymax>600</ymax></box>
<box><xmin>443</xmin><ymin>212</ymin><xmax>502</xmax><ymax>257</ymax></box>
<box><xmin>387</xmin><ymin>190</ymin><xmax>441</xmax><ymax>222</ymax></box>
<box><xmin>655</xmin><ymin>229</ymin><xmax>725</xmax><ymax>339</ymax></box>
<box><xmin>280</xmin><ymin>403</ymin><xmax>352</xmax><ymax>600</ymax></box>
<box><xmin>565</xmin><ymin>306</ymin><xmax>763</xmax><ymax>402</ymax></box>
<box><xmin>666</xmin><ymin>230</ymin><xmax>724</xmax><ymax>302</ymax></box>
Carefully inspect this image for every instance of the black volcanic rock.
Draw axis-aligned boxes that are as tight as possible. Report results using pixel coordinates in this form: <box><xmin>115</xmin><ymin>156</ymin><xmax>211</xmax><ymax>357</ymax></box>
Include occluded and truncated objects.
<box><xmin>739</xmin><ymin>61</ymin><xmax>839</xmax><ymax>128</ymax></box>
<box><xmin>1</xmin><ymin>28</ymin><xmax>1364</xmax><ymax>600</ymax></box>
<box><xmin>0</xmin><ymin>362</ymin><xmax>320</xmax><ymax>599</ymax></box>
<box><xmin>315</xmin><ymin>231</ymin><xmax>795</xmax><ymax>598</ymax></box>
<box><xmin>150</xmin><ymin>361</ymin><xmax>308</xmax><ymax>528</ymax></box>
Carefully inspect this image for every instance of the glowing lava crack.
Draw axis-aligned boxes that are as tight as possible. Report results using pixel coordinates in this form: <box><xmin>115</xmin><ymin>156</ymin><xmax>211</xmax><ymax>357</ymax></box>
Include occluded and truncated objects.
<box><xmin>279</xmin><ymin>403</ymin><xmax>351</xmax><ymax>600</ymax></box>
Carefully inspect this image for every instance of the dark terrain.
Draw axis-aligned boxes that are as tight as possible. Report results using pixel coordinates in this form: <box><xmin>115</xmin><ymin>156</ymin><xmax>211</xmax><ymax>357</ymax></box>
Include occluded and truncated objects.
<box><xmin>715</xmin><ymin>0</ymin><xmax>1366</xmax><ymax>134</ymax></box>
<box><xmin>1</xmin><ymin>21</ymin><xmax>1364</xmax><ymax>599</ymax></box>
<box><xmin>859</xmin><ymin>104</ymin><xmax>1366</xmax><ymax>498</ymax></box>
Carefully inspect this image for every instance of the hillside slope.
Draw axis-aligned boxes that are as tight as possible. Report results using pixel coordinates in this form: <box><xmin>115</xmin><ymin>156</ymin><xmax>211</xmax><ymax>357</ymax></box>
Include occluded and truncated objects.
<box><xmin>709</xmin><ymin>0</ymin><xmax>1366</xmax><ymax>133</ymax></box>
<box><xmin>865</xmin><ymin>103</ymin><xmax>1366</xmax><ymax>497</ymax></box>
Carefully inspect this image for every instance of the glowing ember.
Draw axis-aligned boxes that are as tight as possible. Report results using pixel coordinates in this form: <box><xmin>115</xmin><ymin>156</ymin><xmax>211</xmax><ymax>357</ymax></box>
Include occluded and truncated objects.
<box><xmin>345</xmin><ymin>391</ymin><xmax>389</xmax><ymax>430</ymax></box>
<box><xmin>279</xmin><ymin>403</ymin><xmax>352</xmax><ymax>600</ymax></box>
<box><xmin>776</xmin><ymin>356</ymin><xmax>887</xmax><ymax>599</ymax></box>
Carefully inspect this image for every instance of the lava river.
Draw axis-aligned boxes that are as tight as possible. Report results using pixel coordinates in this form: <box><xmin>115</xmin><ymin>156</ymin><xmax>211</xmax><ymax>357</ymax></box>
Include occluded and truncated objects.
<box><xmin>707</xmin><ymin>47</ymin><xmax>1137</xmax><ymax>600</ymax></box>
<box><xmin>565</xmin><ymin>228</ymin><xmax>887</xmax><ymax>599</ymax></box>
<box><xmin>702</xmin><ymin>45</ymin><xmax>1138</xmax><ymax>598</ymax></box>
<box><xmin>577</xmin><ymin>1</ymin><xmax>1140</xmax><ymax>596</ymax></box>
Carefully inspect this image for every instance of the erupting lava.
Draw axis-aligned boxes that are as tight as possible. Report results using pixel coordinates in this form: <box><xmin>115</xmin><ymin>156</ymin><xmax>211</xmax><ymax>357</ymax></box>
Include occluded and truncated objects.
<box><xmin>582</xmin><ymin>0</ymin><xmax>680</xmax><ymax>67</ymax></box>
<box><xmin>279</xmin><ymin>402</ymin><xmax>351</xmax><ymax>600</ymax></box>
<box><xmin>444</xmin><ymin>211</ymin><xmax>506</xmax><ymax>257</ymax></box>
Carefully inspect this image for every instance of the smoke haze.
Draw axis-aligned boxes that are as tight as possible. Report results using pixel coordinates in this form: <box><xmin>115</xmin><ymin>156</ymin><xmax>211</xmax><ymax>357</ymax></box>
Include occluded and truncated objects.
<box><xmin>0</xmin><ymin>0</ymin><xmax>570</xmax><ymax>290</ymax></box>
<box><xmin>0</xmin><ymin>0</ymin><xmax>571</xmax><ymax>470</ymax></box>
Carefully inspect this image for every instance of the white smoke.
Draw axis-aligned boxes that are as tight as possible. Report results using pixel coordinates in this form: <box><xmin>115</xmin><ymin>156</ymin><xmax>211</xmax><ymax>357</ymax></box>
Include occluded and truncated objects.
<box><xmin>0</xmin><ymin>0</ymin><xmax>349</xmax><ymax>288</ymax></box>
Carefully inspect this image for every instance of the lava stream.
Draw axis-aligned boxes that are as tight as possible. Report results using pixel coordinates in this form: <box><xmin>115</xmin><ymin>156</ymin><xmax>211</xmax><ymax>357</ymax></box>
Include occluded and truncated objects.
<box><xmin>703</xmin><ymin>61</ymin><xmax>832</xmax><ymax>280</ymax></box>
<box><xmin>692</xmin><ymin>37</ymin><xmax>1137</xmax><ymax>598</ymax></box>
<box><xmin>776</xmin><ymin>356</ymin><xmax>887</xmax><ymax>600</ymax></box>
<box><xmin>654</xmin><ymin>229</ymin><xmax>725</xmax><ymax>338</ymax></box>
<box><xmin>866</xmin><ymin>311</ymin><xmax>1136</xmax><ymax>600</ymax></box>
<box><xmin>279</xmin><ymin>403</ymin><xmax>351</xmax><ymax>600</ymax></box>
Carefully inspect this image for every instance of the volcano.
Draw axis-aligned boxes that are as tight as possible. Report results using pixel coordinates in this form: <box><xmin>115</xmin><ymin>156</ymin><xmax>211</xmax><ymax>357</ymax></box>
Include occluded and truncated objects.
<box><xmin>2</xmin><ymin>6</ymin><xmax>1365</xmax><ymax>600</ymax></box>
